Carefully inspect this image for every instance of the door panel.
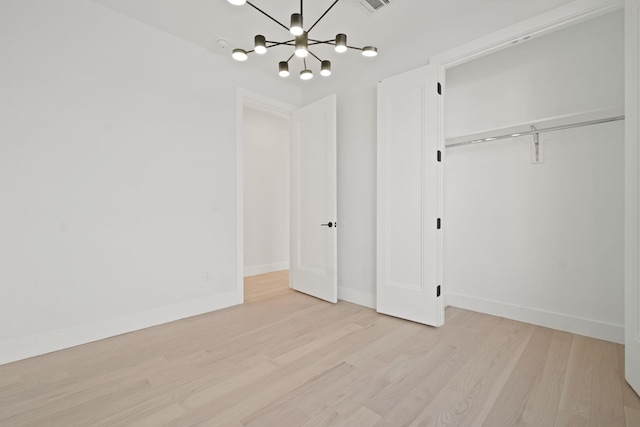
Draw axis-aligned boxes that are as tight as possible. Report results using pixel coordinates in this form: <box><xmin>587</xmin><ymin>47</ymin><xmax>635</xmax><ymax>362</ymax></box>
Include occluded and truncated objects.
<box><xmin>290</xmin><ymin>95</ymin><xmax>337</xmax><ymax>303</ymax></box>
<box><xmin>388</xmin><ymin>87</ymin><xmax>423</xmax><ymax>288</ymax></box>
<box><xmin>377</xmin><ymin>65</ymin><xmax>444</xmax><ymax>326</ymax></box>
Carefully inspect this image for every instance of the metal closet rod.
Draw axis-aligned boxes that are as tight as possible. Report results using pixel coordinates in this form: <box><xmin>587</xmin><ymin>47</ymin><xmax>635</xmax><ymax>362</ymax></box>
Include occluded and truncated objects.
<box><xmin>445</xmin><ymin>115</ymin><xmax>625</xmax><ymax>148</ymax></box>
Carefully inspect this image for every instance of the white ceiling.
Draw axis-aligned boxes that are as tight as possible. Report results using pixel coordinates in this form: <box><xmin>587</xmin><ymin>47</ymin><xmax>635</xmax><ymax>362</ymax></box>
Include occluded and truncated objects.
<box><xmin>92</xmin><ymin>0</ymin><xmax>576</xmax><ymax>87</ymax></box>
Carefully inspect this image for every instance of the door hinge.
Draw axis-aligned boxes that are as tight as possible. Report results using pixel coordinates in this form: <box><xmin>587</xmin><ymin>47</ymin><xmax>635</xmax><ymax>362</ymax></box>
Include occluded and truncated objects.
<box><xmin>437</xmin><ymin>150</ymin><xmax>442</xmax><ymax>162</ymax></box>
<box><xmin>437</xmin><ymin>285</ymin><xmax>441</xmax><ymax>297</ymax></box>
<box><xmin>437</xmin><ymin>218</ymin><xmax>441</xmax><ymax>229</ymax></box>
<box><xmin>437</xmin><ymin>82</ymin><xmax>442</xmax><ymax>95</ymax></box>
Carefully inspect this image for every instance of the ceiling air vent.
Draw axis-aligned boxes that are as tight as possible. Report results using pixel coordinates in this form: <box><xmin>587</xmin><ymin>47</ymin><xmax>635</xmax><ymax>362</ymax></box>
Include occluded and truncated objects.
<box><xmin>358</xmin><ymin>0</ymin><xmax>391</xmax><ymax>14</ymax></box>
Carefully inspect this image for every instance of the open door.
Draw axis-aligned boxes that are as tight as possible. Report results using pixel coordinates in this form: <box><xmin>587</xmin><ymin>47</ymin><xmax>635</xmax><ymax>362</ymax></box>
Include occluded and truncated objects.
<box><xmin>377</xmin><ymin>65</ymin><xmax>444</xmax><ymax>326</ymax></box>
<box><xmin>290</xmin><ymin>95</ymin><xmax>337</xmax><ymax>303</ymax></box>
<box><xmin>626</xmin><ymin>0</ymin><xmax>640</xmax><ymax>397</ymax></box>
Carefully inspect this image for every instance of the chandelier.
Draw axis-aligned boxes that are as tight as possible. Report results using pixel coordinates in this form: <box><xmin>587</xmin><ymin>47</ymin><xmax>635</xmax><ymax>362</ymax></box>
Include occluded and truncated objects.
<box><xmin>227</xmin><ymin>0</ymin><xmax>378</xmax><ymax>80</ymax></box>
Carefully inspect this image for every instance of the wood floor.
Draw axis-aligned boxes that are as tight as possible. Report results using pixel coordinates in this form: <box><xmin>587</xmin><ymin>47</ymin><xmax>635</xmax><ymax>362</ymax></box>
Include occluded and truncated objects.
<box><xmin>1</xmin><ymin>271</ymin><xmax>639</xmax><ymax>427</ymax></box>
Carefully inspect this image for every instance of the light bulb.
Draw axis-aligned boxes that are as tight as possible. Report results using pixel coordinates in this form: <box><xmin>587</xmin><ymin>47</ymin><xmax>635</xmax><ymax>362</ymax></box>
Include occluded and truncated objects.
<box><xmin>278</xmin><ymin>61</ymin><xmax>289</xmax><ymax>77</ymax></box>
<box><xmin>227</xmin><ymin>0</ymin><xmax>246</xmax><ymax>5</ymax></box>
<box><xmin>335</xmin><ymin>33</ymin><xmax>347</xmax><ymax>53</ymax></box>
<box><xmin>362</xmin><ymin>46</ymin><xmax>377</xmax><ymax>57</ymax></box>
<box><xmin>300</xmin><ymin>69</ymin><xmax>313</xmax><ymax>80</ymax></box>
<box><xmin>290</xmin><ymin>13</ymin><xmax>303</xmax><ymax>36</ymax></box>
<box><xmin>232</xmin><ymin>49</ymin><xmax>248</xmax><ymax>61</ymax></box>
<box><xmin>321</xmin><ymin>60</ymin><xmax>331</xmax><ymax>77</ymax></box>
<box><xmin>254</xmin><ymin>35</ymin><xmax>267</xmax><ymax>55</ymax></box>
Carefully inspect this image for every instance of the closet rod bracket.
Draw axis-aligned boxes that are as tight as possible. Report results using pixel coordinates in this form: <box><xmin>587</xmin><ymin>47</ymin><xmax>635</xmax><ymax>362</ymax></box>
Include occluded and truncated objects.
<box><xmin>531</xmin><ymin>125</ymin><xmax>544</xmax><ymax>164</ymax></box>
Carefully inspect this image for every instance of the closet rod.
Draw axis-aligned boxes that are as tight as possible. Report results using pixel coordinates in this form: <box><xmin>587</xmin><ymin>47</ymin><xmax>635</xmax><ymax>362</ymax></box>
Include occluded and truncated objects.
<box><xmin>446</xmin><ymin>115</ymin><xmax>625</xmax><ymax>148</ymax></box>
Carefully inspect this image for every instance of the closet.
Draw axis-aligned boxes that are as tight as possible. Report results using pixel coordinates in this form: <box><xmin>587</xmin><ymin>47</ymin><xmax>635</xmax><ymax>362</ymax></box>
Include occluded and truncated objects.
<box><xmin>377</xmin><ymin>6</ymin><xmax>625</xmax><ymax>342</ymax></box>
<box><xmin>443</xmin><ymin>10</ymin><xmax>624</xmax><ymax>344</ymax></box>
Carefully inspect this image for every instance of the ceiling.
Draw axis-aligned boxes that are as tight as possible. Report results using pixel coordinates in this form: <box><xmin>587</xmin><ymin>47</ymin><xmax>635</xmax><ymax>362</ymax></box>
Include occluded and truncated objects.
<box><xmin>92</xmin><ymin>0</ymin><xmax>576</xmax><ymax>87</ymax></box>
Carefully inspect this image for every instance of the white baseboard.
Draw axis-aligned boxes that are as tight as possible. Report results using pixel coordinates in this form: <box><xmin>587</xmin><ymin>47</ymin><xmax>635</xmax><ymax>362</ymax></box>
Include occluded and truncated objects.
<box><xmin>446</xmin><ymin>292</ymin><xmax>624</xmax><ymax>344</ymax></box>
<box><xmin>0</xmin><ymin>291</ymin><xmax>242</xmax><ymax>366</ymax></box>
<box><xmin>244</xmin><ymin>262</ymin><xmax>289</xmax><ymax>277</ymax></box>
<box><xmin>338</xmin><ymin>287</ymin><xmax>376</xmax><ymax>309</ymax></box>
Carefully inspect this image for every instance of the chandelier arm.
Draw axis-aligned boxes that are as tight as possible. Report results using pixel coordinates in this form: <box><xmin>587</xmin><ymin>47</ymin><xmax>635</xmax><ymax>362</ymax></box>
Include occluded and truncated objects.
<box><xmin>246</xmin><ymin>1</ymin><xmax>290</xmax><ymax>32</ymax></box>
<box><xmin>308</xmin><ymin>39</ymin><xmax>337</xmax><ymax>46</ymax></box>
<box><xmin>308</xmin><ymin>51</ymin><xmax>323</xmax><ymax>63</ymax></box>
<box><xmin>265</xmin><ymin>40</ymin><xmax>295</xmax><ymax>48</ymax></box>
<box><xmin>300</xmin><ymin>0</ymin><xmax>303</xmax><ymax>17</ymax></box>
<box><xmin>285</xmin><ymin>53</ymin><xmax>295</xmax><ymax>63</ymax></box>
<box><xmin>307</xmin><ymin>0</ymin><xmax>340</xmax><ymax>33</ymax></box>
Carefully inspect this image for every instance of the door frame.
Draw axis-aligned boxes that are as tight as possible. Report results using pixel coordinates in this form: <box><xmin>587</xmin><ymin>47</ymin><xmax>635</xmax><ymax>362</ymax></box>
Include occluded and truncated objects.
<box><xmin>625</xmin><ymin>0</ymin><xmax>640</xmax><ymax>395</ymax></box>
<box><xmin>235</xmin><ymin>88</ymin><xmax>297</xmax><ymax>302</ymax></box>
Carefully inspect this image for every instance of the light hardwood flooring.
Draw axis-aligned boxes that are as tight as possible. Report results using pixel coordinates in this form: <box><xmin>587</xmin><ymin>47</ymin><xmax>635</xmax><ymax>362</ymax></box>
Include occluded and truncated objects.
<box><xmin>1</xmin><ymin>270</ymin><xmax>639</xmax><ymax>426</ymax></box>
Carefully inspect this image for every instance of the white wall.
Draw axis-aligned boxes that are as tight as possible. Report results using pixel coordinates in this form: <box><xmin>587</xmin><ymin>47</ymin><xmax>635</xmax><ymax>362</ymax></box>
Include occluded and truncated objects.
<box><xmin>444</xmin><ymin>11</ymin><xmax>625</xmax><ymax>342</ymax></box>
<box><xmin>0</xmin><ymin>0</ymin><xmax>301</xmax><ymax>364</ymax></box>
<box><xmin>243</xmin><ymin>105</ymin><xmax>290</xmax><ymax>276</ymax></box>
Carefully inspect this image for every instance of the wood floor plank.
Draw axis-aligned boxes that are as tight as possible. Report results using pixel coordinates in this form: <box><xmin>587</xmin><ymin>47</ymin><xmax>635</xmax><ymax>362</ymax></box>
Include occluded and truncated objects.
<box><xmin>366</xmin><ymin>310</ymin><xmax>503</xmax><ymax>425</ymax></box>
<box><xmin>299</xmin><ymin>409</ymin><xmax>344</xmax><ymax>427</ymax></box>
<box><xmin>518</xmin><ymin>329</ymin><xmax>573</xmax><ymax>427</ymax></box>
<box><xmin>480</xmin><ymin>327</ymin><xmax>554</xmax><ymax>426</ymax></box>
<box><xmin>589</xmin><ymin>339</ymin><xmax>625</xmax><ymax>427</ymax></box>
<box><xmin>0</xmin><ymin>271</ymin><xmax>638</xmax><ymax>427</ymax></box>
<box><xmin>341</xmin><ymin>406</ymin><xmax>382</xmax><ymax>426</ymax></box>
<box><xmin>555</xmin><ymin>336</ymin><xmax>599</xmax><ymax>426</ymax></box>
<box><xmin>240</xmin><ymin>362</ymin><xmax>356</xmax><ymax>426</ymax></box>
<box><xmin>407</xmin><ymin>319</ymin><xmax>534</xmax><ymax>426</ymax></box>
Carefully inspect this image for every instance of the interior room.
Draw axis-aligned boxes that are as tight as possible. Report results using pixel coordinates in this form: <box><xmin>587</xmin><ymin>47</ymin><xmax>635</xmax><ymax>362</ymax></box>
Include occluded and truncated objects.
<box><xmin>1</xmin><ymin>0</ymin><xmax>640</xmax><ymax>425</ymax></box>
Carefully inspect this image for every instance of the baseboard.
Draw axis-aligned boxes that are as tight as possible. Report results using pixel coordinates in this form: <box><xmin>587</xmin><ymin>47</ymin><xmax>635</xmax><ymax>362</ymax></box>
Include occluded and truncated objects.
<box><xmin>446</xmin><ymin>292</ymin><xmax>624</xmax><ymax>344</ymax></box>
<box><xmin>0</xmin><ymin>291</ymin><xmax>242</xmax><ymax>366</ymax></box>
<box><xmin>338</xmin><ymin>287</ymin><xmax>376</xmax><ymax>309</ymax></box>
<box><xmin>244</xmin><ymin>262</ymin><xmax>289</xmax><ymax>277</ymax></box>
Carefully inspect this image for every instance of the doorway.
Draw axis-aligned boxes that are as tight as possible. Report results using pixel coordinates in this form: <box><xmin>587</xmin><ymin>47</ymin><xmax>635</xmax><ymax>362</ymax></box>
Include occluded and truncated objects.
<box><xmin>236</xmin><ymin>90</ymin><xmax>339</xmax><ymax>304</ymax></box>
<box><xmin>235</xmin><ymin>89</ymin><xmax>296</xmax><ymax>302</ymax></box>
<box><xmin>243</xmin><ymin>100</ymin><xmax>291</xmax><ymax>276</ymax></box>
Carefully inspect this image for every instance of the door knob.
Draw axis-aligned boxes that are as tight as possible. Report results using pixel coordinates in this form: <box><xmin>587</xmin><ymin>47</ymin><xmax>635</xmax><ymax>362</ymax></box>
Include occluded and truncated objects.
<box><xmin>320</xmin><ymin>222</ymin><xmax>334</xmax><ymax>228</ymax></box>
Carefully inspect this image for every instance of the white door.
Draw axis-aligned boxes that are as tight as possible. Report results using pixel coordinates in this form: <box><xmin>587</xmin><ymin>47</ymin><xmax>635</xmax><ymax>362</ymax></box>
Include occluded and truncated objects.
<box><xmin>290</xmin><ymin>95</ymin><xmax>337</xmax><ymax>303</ymax></box>
<box><xmin>377</xmin><ymin>65</ymin><xmax>444</xmax><ymax>326</ymax></box>
<box><xmin>626</xmin><ymin>0</ymin><xmax>640</xmax><ymax>396</ymax></box>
